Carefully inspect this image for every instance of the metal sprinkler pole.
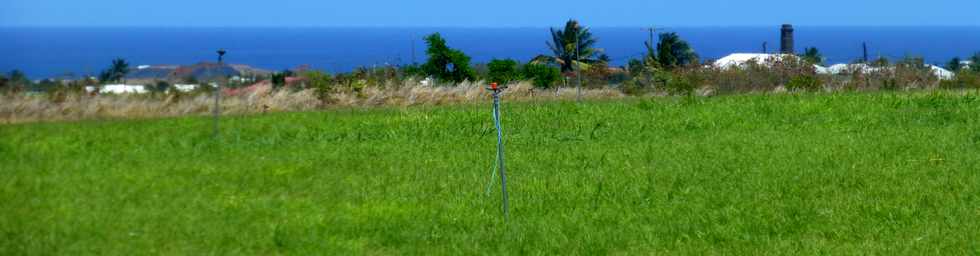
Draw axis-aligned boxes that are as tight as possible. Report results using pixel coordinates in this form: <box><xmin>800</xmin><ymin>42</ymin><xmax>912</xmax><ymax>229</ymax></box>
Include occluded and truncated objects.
<box><xmin>490</xmin><ymin>82</ymin><xmax>509</xmax><ymax>220</ymax></box>
<box><xmin>575</xmin><ymin>35</ymin><xmax>581</xmax><ymax>102</ymax></box>
<box><xmin>214</xmin><ymin>49</ymin><xmax>225</xmax><ymax>139</ymax></box>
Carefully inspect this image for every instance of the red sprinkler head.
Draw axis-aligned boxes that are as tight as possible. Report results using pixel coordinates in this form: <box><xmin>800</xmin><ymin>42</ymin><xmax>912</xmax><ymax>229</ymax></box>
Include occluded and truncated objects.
<box><xmin>490</xmin><ymin>82</ymin><xmax>498</xmax><ymax>90</ymax></box>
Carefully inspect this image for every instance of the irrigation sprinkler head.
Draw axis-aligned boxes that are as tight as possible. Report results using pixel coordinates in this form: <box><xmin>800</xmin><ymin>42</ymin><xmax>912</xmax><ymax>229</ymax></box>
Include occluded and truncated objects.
<box><xmin>487</xmin><ymin>82</ymin><xmax>507</xmax><ymax>92</ymax></box>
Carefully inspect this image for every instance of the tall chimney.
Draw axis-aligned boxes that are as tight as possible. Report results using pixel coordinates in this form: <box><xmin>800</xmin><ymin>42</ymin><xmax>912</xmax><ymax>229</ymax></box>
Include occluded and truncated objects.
<box><xmin>780</xmin><ymin>24</ymin><xmax>794</xmax><ymax>54</ymax></box>
<box><xmin>862</xmin><ymin>42</ymin><xmax>869</xmax><ymax>63</ymax></box>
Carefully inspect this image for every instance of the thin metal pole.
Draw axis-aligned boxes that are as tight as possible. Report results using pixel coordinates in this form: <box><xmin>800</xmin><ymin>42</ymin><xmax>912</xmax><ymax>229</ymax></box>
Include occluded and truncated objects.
<box><xmin>214</xmin><ymin>49</ymin><xmax>225</xmax><ymax>139</ymax></box>
<box><xmin>491</xmin><ymin>88</ymin><xmax>509</xmax><ymax>221</ymax></box>
<box><xmin>575</xmin><ymin>34</ymin><xmax>581</xmax><ymax>102</ymax></box>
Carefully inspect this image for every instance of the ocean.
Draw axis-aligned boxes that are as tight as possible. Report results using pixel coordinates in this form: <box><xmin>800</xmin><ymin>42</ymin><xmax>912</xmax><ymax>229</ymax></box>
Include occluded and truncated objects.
<box><xmin>2</xmin><ymin>26</ymin><xmax>979</xmax><ymax>79</ymax></box>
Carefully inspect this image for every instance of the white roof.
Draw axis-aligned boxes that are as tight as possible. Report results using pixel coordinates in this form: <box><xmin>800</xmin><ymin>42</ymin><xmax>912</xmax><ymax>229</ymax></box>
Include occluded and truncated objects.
<box><xmin>98</xmin><ymin>84</ymin><xmax>148</xmax><ymax>94</ymax></box>
<box><xmin>713</xmin><ymin>53</ymin><xmax>792</xmax><ymax>69</ymax></box>
<box><xmin>172</xmin><ymin>84</ymin><xmax>201</xmax><ymax>92</ymax></box>
<box><xmin>715</xmin><ymin>53</ymin><xmax>955</xmax><ymax>80</ymax></box>
<box><xmin>928</xmin><ymin>65</ymin><xmax>954</xmax><ymax>80</ymax></box>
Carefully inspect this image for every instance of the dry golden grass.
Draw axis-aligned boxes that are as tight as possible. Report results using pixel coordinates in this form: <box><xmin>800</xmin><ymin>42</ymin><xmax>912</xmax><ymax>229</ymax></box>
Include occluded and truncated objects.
<box><xmin>0</xmin><ymin>81</ymin><xmax>623</xmax><ymax>124</ymax></box>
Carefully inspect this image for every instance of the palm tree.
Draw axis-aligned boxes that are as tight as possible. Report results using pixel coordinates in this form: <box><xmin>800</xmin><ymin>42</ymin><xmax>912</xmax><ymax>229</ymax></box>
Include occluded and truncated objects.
<box><xmin>655</xmin><ymin>32</ymin><xmax>698</xmax><ymax>69</ymax></box>
<box><xmin>535</xmin><ymin>20</ymin><xmax>599</xmax><ymax>73</ymax></box>
<box><xmin>99</xmin><ymin>58</ymin><xmax>130</xmax><ymax>83</ymax></box>
<box><xmin>801</xmin><ymin>47</ymin><xmax>824</xmax><ymax>65</ymax></box>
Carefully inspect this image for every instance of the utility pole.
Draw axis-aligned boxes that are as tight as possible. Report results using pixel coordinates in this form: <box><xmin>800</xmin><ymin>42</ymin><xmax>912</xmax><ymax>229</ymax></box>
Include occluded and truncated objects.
<box><xmin>763</xmin><ymin>42</ymin><xmax>768</xmax><ymax>53</ymax></box>
<box><xmin>646</xmin><ymin>26</ymin><xmax>666</xmax><ymax>50</ymax></box>
<box><xmin>575</xmin><ymin>34</ymin><xmax>581</xmax><ymax>102</ymax></box>
<box><xmin>648</xmin><ymin>27</ymin><xmax>655</xmax><ymax>51</ymax></box>
<box><xmin>214</xmin><ymin>49</ymin><xmax>225</xmax><ymax>139</ymax></box>
<box><xmin>411</xmin><ymin>38</ymin><xmax>417</xmax><ymax>64</ymax></box>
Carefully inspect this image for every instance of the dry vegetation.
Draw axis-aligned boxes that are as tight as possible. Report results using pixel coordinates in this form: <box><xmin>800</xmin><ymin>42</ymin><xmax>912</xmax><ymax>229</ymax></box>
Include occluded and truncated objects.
<box><xmin>0</xmin><ymin>81</ymin><xmax>623</xmax><ymax>124</ymax></box>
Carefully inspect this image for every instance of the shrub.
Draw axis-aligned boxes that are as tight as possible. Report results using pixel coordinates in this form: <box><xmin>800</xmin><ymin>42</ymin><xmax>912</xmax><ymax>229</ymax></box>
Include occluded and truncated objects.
<box><xmin>940</xmin><ymin>70</ymin><xmax>980</xmax><ymax>89</ymax></box>
<box><xmin>786</xmin><ymin>75</ymin><xmax>822</xmax><ymax>92</ymax></box>
<box><xmin>522</xmin><ymin>64</ymin><xmax>560</xmax><ymax>89</ymax></box>
<box><xmin>487</xmin><ymin>59</ymin><xmax>522</xmax><ymax>84</ymax></box>
<box><xmin>664</xmin><ymin>74</ymin><xmax>697</xmax><ymax>96</ymax></box>
<box><xmin>152</xmin><ymin>81</ymin><xmax>170</xmax><ymax>93</ymax></box>
<box><xmin>400</xmin><ymin>64</ymin><xmax>424</xmax><ymax>78</ymax></box>
<box><xmin>421</xmin><ymin>33</ymin><xmax>476</xmax><ymax>83</ymax></box>
<box><xmin>304</xmin><ymin>70</ymin><xmax>333</xmax><ymax>106</ymax></box>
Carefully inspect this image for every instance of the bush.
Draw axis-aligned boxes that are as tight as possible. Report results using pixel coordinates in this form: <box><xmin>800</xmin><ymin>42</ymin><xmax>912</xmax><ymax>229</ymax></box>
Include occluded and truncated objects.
<box><xmin>152</xmin><ymin>81</ymin><xmax>170</xmax><ymax>93</ymax></box>
<box><xmin>421</xmin><ymin>33</ymin><xmax>476</xmax><ymax>83</ymax></box>
<box><xmin>666</xmin><ymin>77</ymin><xmax>696</xmax><ymax>95</ymax></box>
<box><xmin>940</xmin><ymin>70</ymin><xmax>980</xmax><ymax>89</ymax></box>
<box><xmin>786</xmin><ymin>75</ymin><xmax>822</xmax><ymax>92</ymax></box>
<box><xmin>304</xmin><ymin>71</ymin><xmax>333</xmax><ymax>106</ymax></box>
<box><xmin>522</xmin><ymin>64</ymin><xmax>560</xmax><ymax>89</ymax></box>
<box><xmin>487</xmin><ymin>59</ymin><xmax>522</xmax><ymax>84</ymax></box>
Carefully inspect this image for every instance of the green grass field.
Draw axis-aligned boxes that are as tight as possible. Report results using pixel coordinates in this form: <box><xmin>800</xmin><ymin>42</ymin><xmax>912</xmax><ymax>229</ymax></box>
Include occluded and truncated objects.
<box><xmin>3</xmin><ymin>92</ymin><xmax>980</xmax><ymax>254</ymax></box>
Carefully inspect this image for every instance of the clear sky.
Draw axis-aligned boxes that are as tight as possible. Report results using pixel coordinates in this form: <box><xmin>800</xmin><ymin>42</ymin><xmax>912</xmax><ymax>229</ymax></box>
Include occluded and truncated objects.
<box><xmin>2</xmin><ymin>0</ymin><xmax>979</xmax><ymax>27</ymax></box>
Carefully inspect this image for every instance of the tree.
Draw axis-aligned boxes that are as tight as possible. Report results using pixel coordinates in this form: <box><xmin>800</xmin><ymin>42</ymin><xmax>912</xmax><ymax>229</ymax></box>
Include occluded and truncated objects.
<box><xmin>154</xmin><ymin>81</ymin><xmax>170</xmax><ymax>92</ymax></box>
<box><xmin>541</xmin><ymin>19</ymin><xmax>599</xmax><ymax>73</ymax></box>
<box><xmin>871</xmin><ymin>56</ymin><xmax>890</xmax><ymax>67</ymax></box>
<box><xmin>4</xmin><ymin>70</ymin><xmax>29</xmax><ymax>92</ymax></box>
<box><xmin>627</xmin><ymin>59</ymin><xmax>645</xmax><ymax>77</ymax></box>
<box><xmin>655</xmin><ymin>32</ymin><xmax>698</xmax><ymax>69</ymax></box>
<box><xmin>947</xmin><ymin>57</ymin><xmax>962</xmax><ymax>71</ymax></box>
<box><xmin>421</xmin><ymin>33</ymin><xmax>476</xmax><ymax>83</ymax></box>
<box><xmin>801</xmin><ymin>47</ymin><xmax>824</xmax><ymax>65</ymax></box>
<box><xmin>304</xmin><ymin>70</ymin><xmax>333</xmax><ymax>106</ymax></box>
<box><xmin>522</xmin><ymin>64</ymin><xmax>560</xmax><ymax>89</ymax></box>
<box><xmin>487</xmin><ymin>59</ymin><xmax>522</xmax><ymax>84</ymax></box>
<box><xmin>270</xmin><ymin>70</ymin><xmax>292</xmax><ymax>89</ymax></box>
<box><xmin>98</xmin><ymin>58</ymin><xmax>129</xmax><ymax>83</ymax></box>
<box><xmin>971</xmin><ymin>52</ymin><xmax>980</xmax><ymax>72</ymax></box>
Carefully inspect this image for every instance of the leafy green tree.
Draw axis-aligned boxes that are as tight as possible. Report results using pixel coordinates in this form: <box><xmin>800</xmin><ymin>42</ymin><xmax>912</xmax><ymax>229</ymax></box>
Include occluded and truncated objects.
<box><xmin>946</xmin><ymin>57</ymin><xmax>962</xmax><ymax>71</ymax></box>
<box><xmin>98</xmin><ymin>58</ymin><xmax>129</xmax><ymax>83</ymax></box>
<box><xmin>655</xmin><ymin>32</ymin><xmax>698</xmax><ymax>69</ymax></box>
<box><xmin>154</xmin><ymin>81</ymin><xmax>170</xmax><ymax>92</ymax></box>
<box><xmin>643</xmin><ymin>37</ymin><xmax>658</xmax><ymax>68</ymax></box>
<box><xmin>971</xmin><ymin>52</ymin><xmax>980</xmax><ymax>72</ymax></box>
<box><xmin>522</xmin><ymin>64</ymin><xmax>560</xmax><ymax>89</ymax></box>
<box><xmin>4</xmin><ymin>70</ymin><xmax>29</xmax><ymax>92</ymax></box>
<box><xmin>304</xmin><ymin>70</ymin><xmax>333</xmax><ymax>106</ymax></box>
<box><xmin>541</xmin><ymin>19</ymin><xmax>599</xmax><ymax>73</ymax></box>
<box><xmin>421</xmin><ymin>33</ymin><xmax>476</xmax><ymax>83</ymax></box>
<box><xmin>871</xmin><ymin>56</ymin><xmax>890</xmax><ymax>67</ymax></box>
<box><xmin>801</xmin><ymin>47</ymin><xmax>824</xmax><ymax>65</ymax></box>
<box><xmin>627</xmin><ymin>59</ymin><xmax>645</xmax><ymax>77</ymax></box>
<box><xmin>270</xmin><ymin>70</ymin><xmax>291</xmax><ymax>89</ymax></box>
<box><xmin>896</xmin><ymin>55</ymin><xmax>926</xmax><ymax>70</ymax></box>
<box><xmin>33</xmin><ymin>79</ymin><xmax>61</xmax><ymax>93</ymax></box>
<box><xmin>487</xmin><ymin>59</ymin><xmax>522</xmax><ymax>84</ymax></box>
<box><xmin>399</xmin><ymin>64</ymin><xmax>424</xmax><ymax>78</ymax></box>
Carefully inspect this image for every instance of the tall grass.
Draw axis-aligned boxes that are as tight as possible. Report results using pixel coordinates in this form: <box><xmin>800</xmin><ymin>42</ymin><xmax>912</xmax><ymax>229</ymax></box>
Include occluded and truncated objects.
<box><xmin>0</xmin><ymin>81</ymin><xmax>623</xmax><ymax>124</ymax></box>
<box><xmin>3</xmin><ymin>91</ymin><xmax>980</xmax><ymax>254</ymax></box>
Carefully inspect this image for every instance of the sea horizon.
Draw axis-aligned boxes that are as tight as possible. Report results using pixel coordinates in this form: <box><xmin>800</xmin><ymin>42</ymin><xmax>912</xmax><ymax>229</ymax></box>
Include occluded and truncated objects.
<box><xmin>3</xmin><ymin>26</ymin><xmax>980</xmax><ymax>79</ymax></box>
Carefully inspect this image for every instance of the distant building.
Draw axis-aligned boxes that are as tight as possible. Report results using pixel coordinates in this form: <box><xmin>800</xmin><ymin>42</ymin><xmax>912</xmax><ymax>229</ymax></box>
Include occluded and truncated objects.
<box><xmin>86</xmin><ymin>84</ymin><xmax>148</xmax><ymax>94</ymax></box>
<box><xmin>713</xmin><ymin>53</ymin><xmax>796</xmax><ymax>69</ymax></box>
<box><xmin>714</xmin><ymin>53</ymin><xmax>954</xmax><ymax>80</ymax></box>
<box><xmin>962</xmin><ymin>60</ymin><xmax>974</xmax><ymax>70</ymax></box>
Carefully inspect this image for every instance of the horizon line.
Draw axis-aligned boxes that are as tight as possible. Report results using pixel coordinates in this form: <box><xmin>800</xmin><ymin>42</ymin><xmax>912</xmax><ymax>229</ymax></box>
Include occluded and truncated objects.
<box><xmin>4</xmin><ymin>24</ymin><xmax>980</xmax><ymax>29</ymax></box>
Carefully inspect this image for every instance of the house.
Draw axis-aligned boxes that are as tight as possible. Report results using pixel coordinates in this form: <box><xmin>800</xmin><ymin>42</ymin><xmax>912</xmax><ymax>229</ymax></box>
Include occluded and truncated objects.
<box><xmin>713</xmin><ymin>53</ymin><xmax>828</xmax><ymax>72</ymax></box>
<box><xmin>714</xmin><ymin>53</ymin><xmax>955</xmax><ymax>80</ymax></box>
<box><xmin>86</xmin><ymin>84</ymin><xmax>148</xmax><ymax>94</ymax></box>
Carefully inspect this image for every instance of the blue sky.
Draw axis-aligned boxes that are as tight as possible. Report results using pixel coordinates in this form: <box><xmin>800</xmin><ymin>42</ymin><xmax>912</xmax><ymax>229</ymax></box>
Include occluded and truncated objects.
<box><xmin>2</xmin><ymin>0</ymin><xmax>979</xmax><ymax>27</ymax></box>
